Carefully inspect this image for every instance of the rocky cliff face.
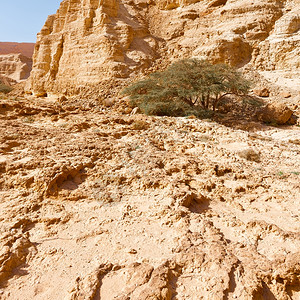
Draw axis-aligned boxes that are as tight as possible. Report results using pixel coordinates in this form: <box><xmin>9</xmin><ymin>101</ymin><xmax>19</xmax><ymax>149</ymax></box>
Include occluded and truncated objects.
<box><xmin>0</xmin><ymin>54</ymin><xmax>32</xmax><ymax>83</ymax></box>
<box><xmin>252</xmin><ymin>4</ymin><xmax>300</xmax><ymax>71</ymax></box>
<box><xmin>27</xmin><ymin>0</ymin><xmax>300</xmax><ymax>97</ymax></box>
<box><xmin>27</xmin><ymin>0</ymin><xmax>156</xmax><ymax>97</ymax></box>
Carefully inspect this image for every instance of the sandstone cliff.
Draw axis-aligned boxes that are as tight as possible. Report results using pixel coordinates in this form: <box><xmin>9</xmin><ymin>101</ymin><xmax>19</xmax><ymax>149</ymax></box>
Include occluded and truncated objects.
<box><xmin>27</xmin><ymin>0</ymin><xmax>300</xmax><ymax>97</ymax></box>
<box><xmin>0</xmin><ymin>53</ymin><xmax>32</xmax><ymax>83</ymax></box>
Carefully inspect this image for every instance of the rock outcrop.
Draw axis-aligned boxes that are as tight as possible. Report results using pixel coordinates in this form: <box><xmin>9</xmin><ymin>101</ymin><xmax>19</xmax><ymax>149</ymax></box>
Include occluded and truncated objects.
<box><xmin>0</xmin><ymin>54</ymin><xmax>32</xmax><ymax>83</ymax></box>
<box><xmin>257</xmin><ymin>102</ymin><xmax>294</xmax><ymax>125</ymax></box>
<box><xmin>0</xmin><ymin>75</ymin><xmax>16</xmax><ymax>86</ymax></box>
<box><xmin>27</xmin><ymin>0</ymin><xmax>300</xmax><ymax>97</ymax></box>
<box><xmin>252</xmin><ymin>5</ymin><xmax>300</xmax><ymax>71</ymax></box>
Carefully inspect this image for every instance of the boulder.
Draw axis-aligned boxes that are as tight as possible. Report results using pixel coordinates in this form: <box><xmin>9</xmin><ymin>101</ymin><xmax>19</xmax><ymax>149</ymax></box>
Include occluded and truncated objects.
<box><xmin>287</xmin><ymin>114</ymin><xmax>298</xmax><ymax>125</ymax></box>
<box><xmin>257</xmin><ymin>102</ymin><xmax>293</xmax><ymax>125</ymax></box>
<box><xmin>253</xmin><ymin>88</ymin><xmax>270</xmax><ymax>97</ymax></box>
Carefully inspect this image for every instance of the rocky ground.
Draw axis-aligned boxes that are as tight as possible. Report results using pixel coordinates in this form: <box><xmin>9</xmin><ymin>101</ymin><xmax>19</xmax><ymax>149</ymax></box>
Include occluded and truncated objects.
<box><xmin>0</xmin><ymin>95</ymin><xmax>299</xmax><ymax>299</ymax></box>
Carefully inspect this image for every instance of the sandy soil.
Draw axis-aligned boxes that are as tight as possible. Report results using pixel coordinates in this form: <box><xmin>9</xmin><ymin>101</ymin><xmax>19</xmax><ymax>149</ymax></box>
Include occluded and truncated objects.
<box><xmin>0</xmin><ymin>96</ymin><xmax>299</xmax><ymax>299</ymax></box>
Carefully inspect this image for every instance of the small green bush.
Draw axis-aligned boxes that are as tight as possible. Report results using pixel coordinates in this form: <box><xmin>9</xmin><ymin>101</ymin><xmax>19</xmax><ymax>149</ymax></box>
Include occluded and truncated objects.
<box><xmin>139</xmin><ymin>100</ymin><xmax>191</xmax><ymax>116</ymax></box>
<box><xmin>242</xmin><ymin>96</ymin><xmax>264</xmax><ymax>108</ymax></box>
<box><xmin>0</xmin><ymin>83</ymin><xmax>12</xmax><ymax>94</ymax></box>
<box><xmin>122</xmin><ymin>58</ymin><xmax>251</xmax><ymax>117</ymax></box>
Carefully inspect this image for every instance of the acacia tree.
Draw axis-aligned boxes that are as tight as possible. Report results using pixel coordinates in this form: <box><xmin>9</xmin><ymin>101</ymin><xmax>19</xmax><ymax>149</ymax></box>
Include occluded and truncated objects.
<box><xmin>206</xmin><ymin>63</ymin><xmax>251</xmax><ymax>111</ymax></box>
<box><xmin>122</xmin><ymin>58</ymin><xmax>250</xmax><ymax>115</ymax></box>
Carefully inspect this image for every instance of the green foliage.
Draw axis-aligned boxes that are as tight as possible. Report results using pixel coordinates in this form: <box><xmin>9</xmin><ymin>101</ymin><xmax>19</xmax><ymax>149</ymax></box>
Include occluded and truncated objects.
<box><xmin>0</xmin><ymin>83</ymin><xmax>12</xmax><ymax>94</ymax></box>
<box><xmin>277</xmin><ymin>171</ymin><xmax>285</xmax><ymax>177</ymax></box>
<box><xmin>122</xmin><ymin>59</ymin><xmax>251</xmax><ymax>116</ymax></box>
<box><xmin>139</xmin><ymin>99</ymin><xmax>195</xmax><ymax>117</ymax></box>
<box><xmin>242</xmin><ymin>96</ymin><xmax>265</xmax><ymax>108</ymax></box>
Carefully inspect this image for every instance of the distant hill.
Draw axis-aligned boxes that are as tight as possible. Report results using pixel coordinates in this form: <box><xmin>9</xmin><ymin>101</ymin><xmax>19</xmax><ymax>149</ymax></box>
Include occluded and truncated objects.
<box><xmin>0</xmin><ymin>42</ymin><xmax>35</xmax><ymax>58</ymax></box>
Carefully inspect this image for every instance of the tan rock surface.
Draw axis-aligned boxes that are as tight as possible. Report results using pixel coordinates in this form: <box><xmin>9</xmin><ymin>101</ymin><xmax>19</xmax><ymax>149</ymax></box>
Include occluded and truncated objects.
<box><xmin>257</xmin><ymin>102</ymin><xmax>294</xmax><ymax>125</ymax></box>
<box><xmin>27</xmin><ymin>0</ymin><xmax>300</xmax><ymax>98</ymax></box>
<box><xmin>252</xmin><ymin>4</ymin><xmax>300</xmax><ymax>71</ymax></box>
<box><xmin>0</xmin><ymin>75</ymin><xmax>16</xmax><ymax>86</ymax></box>
<box><xmin>0</xmin><ymin>97</ymin><xmax>299</xmax><ymax>299</ymax></box>
<box><xmin>1</xmin><ymin>0</ymin><xmax>300</xmax><ymax>298</ymax></box>
<box><xmin>0</xmin><ymin>53</ymin><xmax>32</xmax><ymax>83</ymax></box>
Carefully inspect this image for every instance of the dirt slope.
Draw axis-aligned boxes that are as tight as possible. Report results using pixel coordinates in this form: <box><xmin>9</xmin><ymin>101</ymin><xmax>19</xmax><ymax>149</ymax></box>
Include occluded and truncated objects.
<box><xmin>0</xmin><ymin>97</ymin><xmax>299</xmax><ymax>299</ymax></box>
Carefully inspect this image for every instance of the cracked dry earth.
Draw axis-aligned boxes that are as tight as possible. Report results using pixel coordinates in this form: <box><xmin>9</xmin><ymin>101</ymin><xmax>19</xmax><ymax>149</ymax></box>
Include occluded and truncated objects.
<box><xmin>0</xmin><ymin>97</ymin><xmax>299</xmax><ymax>300</ymax></box>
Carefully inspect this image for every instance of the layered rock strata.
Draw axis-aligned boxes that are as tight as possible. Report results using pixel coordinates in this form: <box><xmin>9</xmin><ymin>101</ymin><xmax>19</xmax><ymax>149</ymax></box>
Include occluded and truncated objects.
<box><xmin>27</xmin><ymin>0</ymin><xmax>300</xmax><ymax>97</ymax></box>
<box><xmin>27</xmin><ymin>0</ymin><xmax>156</xmax><ymax>97</ymax></box>
<box><xmin>0</xmin><ymin>54</ymin><xmax>32</xmax><ymax>83</ymax></box>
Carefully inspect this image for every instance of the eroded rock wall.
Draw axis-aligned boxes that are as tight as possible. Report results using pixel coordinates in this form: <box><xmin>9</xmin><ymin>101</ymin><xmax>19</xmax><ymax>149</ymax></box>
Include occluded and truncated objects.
<box><xmin>27</xmin><ymin>0</ymin><xmax>300</xmax><ymax>97</ymax></box>
<box><xmin>27</xmin><ymin>0</ymin><xmax>157</xmax><ymax>97</ymax></box>
<box><xmin>0</xmin><ymin>54</ymin><xmax>32</xmax><ymax>83</ymax></box>
<box><xmin>252</xmin><ymin>4</ymin><xmax>300</xmax><ymax>71</ymax></box>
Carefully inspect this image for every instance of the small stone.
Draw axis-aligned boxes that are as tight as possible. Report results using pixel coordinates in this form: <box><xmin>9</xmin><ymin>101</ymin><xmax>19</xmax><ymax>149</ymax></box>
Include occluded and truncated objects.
<box><xmin>130</xmin><ymin>107</ymin><xmax>140</xmax><ymax>115</ymax></box>
<box><xmin>238</xmin><ymin>148</ymin><xmax>260</xmax><ymax>162</ymax></box>
<box><xmin>279</xmin><ymin>91</ymin><xmax>291</xmax><ymax>98</ymax></box>
<box><xmin>58</xmin><ymin>95</ymin><xmax>68</xmax><ymax>103</ymax></box>
<box><xmin>103</xmin><ymin>98</ymin><xmax>114</xmax><ymax>107</ymax></box>
<box><xmin>178</xmin><ymin>192</ymin><xmax>197</xmax><ymax>207</ymax></box>
<box><xmin>128</xmin><ymin>249</ymin><xmax>137</xmax><ymax>254</ymax></box>
<box><xmin>124</xmin><ymin>107</ymin><xmax>132</xmax><ymax>114</ymax></box>
<box><xmin>253</xmin><ymin>88</ymin><xmax>270</xmax><ymax>97</ymax></box>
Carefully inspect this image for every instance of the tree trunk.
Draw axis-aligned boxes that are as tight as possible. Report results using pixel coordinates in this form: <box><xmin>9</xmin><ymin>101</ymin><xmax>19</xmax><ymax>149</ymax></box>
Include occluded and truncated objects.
<box><xmin>205</xmin><ymin>94</ymin><xmax>210</xmax><ymax>109</ymax></box>
<box><xmin>213</xmin><ymin>96</ymin><xmax>219</xmax><ymax>111</ymax></box>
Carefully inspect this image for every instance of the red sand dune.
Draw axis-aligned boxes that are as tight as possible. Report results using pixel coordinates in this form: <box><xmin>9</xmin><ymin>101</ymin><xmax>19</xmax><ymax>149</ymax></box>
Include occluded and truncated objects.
<box><xmin>0</xmin><ymin>42</ymin><xmax>35</xmax><ymax>58</ymax></box>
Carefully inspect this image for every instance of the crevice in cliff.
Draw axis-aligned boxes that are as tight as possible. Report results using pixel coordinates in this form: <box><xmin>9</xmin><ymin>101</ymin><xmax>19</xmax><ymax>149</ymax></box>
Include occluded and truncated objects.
<box><xmin>49</xmin><ymin>37</ymin><xmax>64</xmax><ymax>80</ymax></box>
<box><xmin>287</xmin><ymin>283</ymin><xmax>300</xmax><ymax>300</ymax></box>
<box><xmin>84</xmin><ymin>8</ymin><xmax>97</xmax><ymax>31</ymax></box>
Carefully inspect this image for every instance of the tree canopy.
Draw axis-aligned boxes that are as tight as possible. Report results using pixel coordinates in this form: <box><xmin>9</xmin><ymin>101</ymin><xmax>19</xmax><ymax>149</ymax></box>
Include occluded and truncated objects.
<box><xmin>122</xmin><ymin>58</ymin><xmax>251</xmax><ymax>116</ymax></box>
